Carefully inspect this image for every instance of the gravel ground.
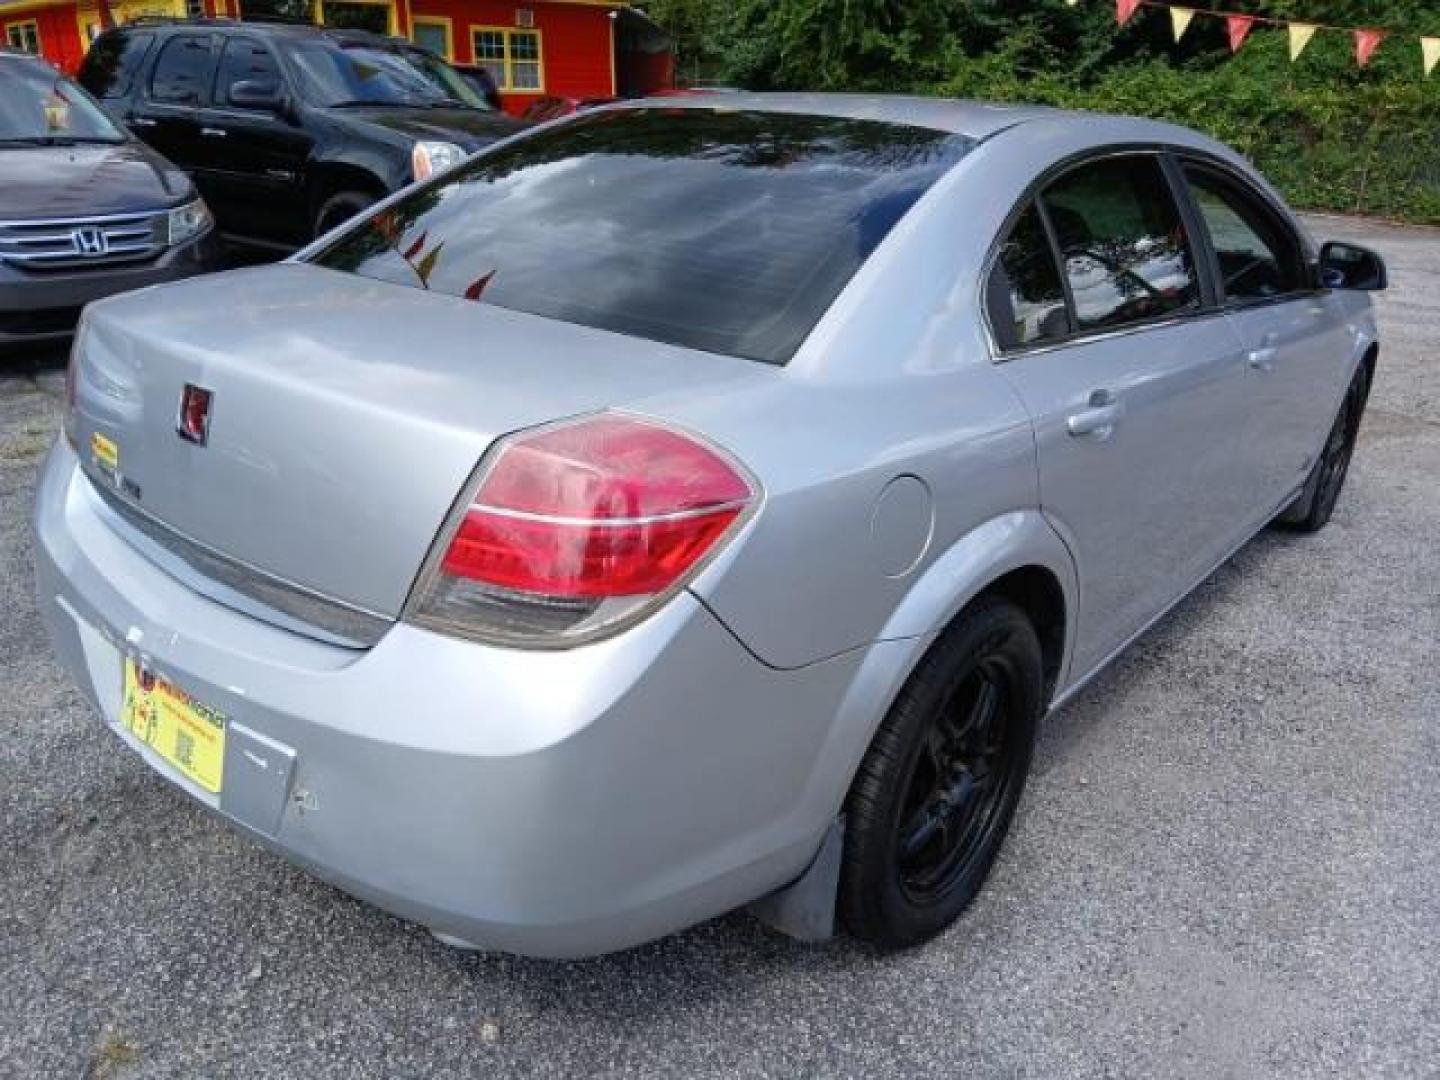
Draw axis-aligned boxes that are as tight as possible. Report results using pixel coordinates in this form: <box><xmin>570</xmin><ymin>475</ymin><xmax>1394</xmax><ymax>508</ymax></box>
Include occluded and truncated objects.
<box><xmin>1</xmin><ymin>216</ymin><xmax>1436</xmax><ymax>1079</ymax></box>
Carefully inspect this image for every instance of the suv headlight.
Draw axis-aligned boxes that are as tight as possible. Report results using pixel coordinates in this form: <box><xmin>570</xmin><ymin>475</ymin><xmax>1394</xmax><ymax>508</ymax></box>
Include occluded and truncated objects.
<box><xmin>412</xmin><ymin>140</ymin><xmax>466</xmax><ymax>182</ymax></box>
<box><xmin>167</xmin><ymin>199</ymin><xmax>214</xmax><ymax>246</ymax></box>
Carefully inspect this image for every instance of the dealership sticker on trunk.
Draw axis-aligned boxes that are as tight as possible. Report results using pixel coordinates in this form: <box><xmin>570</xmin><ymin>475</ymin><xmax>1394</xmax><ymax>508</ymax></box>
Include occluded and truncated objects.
<box><xmin>90</xmin><ymin>431</ymin><xmax>118</xmax><ymax>472</ymax></box>
<box><xmin>121</xmin><ymin>659</ymin><xmax>226</xmax><ymax>794</ymax></box>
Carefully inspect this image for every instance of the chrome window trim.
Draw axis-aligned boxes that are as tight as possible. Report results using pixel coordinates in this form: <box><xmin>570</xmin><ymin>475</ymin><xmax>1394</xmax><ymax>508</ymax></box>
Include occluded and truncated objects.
<box><xmin>84</xmin><ymin>470</ymin><xmax>390</xmax><ymax>648</ymax></box>
<box><xmin>989</xmin><ymin>308</ymin><xmax>1231</xmax><ymax>361</ymax></box>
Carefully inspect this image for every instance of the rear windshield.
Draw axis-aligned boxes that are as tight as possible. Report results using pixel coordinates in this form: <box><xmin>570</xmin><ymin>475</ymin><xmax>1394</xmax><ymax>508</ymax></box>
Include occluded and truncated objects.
<box><xmin>310</xmin><ymin>108</ymin><xmax>972</xmax><ymax>364</ymax></box>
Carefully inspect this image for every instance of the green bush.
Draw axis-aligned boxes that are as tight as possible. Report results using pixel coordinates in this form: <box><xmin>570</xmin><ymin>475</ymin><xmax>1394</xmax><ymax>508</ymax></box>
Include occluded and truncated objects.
<box><xmin>650</xmin><ymin>0</ymin><xmax>1440</xmax><ymax>223</ymax></box>
<box><xmin>935</xmin><ymin>31</ymin><xmax>1440</xmax><ymax>223</ymax></box>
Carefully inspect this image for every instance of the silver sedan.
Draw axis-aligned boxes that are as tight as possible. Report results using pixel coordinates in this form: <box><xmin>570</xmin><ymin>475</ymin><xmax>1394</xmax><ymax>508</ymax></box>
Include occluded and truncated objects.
<box><xmin>34</xmin><ymin>95</ymin><xmax>1386</xmax><ymax>958</ymax></box>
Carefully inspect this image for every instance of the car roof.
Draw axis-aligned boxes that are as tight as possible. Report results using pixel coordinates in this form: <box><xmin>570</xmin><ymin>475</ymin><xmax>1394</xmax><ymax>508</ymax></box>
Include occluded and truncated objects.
<box><xmin>97</xmin><ymin>17</ymin><xmax>397</xmax><ymax>44</ymax></box>
<box><xmin>628</xmin><ymin>91</ymin><xmax>1211</xmax><ymax>146</ymax></box>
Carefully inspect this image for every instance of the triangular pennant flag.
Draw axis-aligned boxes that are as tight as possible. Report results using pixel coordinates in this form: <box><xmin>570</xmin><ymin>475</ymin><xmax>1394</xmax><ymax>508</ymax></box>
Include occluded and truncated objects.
<box><xmin>1226</xmin><ymin>15</ymin><xmax>1255</xmax><ymax>53</ymax></box>
<box><xmin>1170</xmin><ymin>7</ymin><xmax>1195</xmax><ymax>42</ymax></box>
<box><xmin>1116</xmin><ymin>0</ymin><xmax>1142</xmax><ymax>27</ymax></box>
<box><xmin>1288</xmin><ymin>23</ymin><xmax>1317</xmax><ymax>62</ymax></box>
<box><xmin>1354</xmin><ymin>29</ymin><xmax>1385</xmax><ymax>68</ymax></box>
<box><xmin>1423</xmin><ymin>37</ymin><xmax>1440</xmax><ymax>78</ymax></box>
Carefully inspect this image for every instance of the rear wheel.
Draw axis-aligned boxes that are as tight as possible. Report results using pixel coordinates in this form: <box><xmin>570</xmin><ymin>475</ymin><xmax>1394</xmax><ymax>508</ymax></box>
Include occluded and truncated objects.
<box><xmin>1278</xmin><ymin>364</ymin><xmax>1369</xmax><ymax>533</ymax></box>
<box><xmin>313</xmin><ymin>190</ymin><xmax>377</xmax><ymax>239</ymax></box>
<box><xmin>840</xmin><ymin>597</ymin><xmax>1042</xmax><ymax>948</ymax></box>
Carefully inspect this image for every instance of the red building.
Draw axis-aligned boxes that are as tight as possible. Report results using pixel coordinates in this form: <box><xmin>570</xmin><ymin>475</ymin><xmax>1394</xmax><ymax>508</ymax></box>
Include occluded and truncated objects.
<box><xmin>0</xmin><ymin>0</ymin><xmax>673</xmax><ymax>115</ymax></box>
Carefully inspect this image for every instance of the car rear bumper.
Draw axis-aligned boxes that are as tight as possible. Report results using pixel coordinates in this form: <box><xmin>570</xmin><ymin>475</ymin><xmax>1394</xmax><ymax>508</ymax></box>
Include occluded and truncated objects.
<box><xmin>33</xmin><ymin>438</ymin><xmax>866</xmax><ymax>957</ymax></box>
<box><xmin>0</xmin><ymin>232</ymin><xmax>222</xmax><ymax>346</ymax></box>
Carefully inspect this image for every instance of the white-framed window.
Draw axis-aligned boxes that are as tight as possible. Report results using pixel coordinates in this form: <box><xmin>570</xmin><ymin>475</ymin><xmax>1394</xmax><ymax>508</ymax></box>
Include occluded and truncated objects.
<box><xmin>411</xmin><ymin>16</ymin><xmax>452</xmax><ymax>61</ymax></box>
<box><xmin>6</xmin><ymin>21</ymin><xmax>41</xmax><ymax>54</ymax></box>
<box><xmin>469</xmin><ymin>26</ymin><xmax>542</xmax><ymax>92</ymax></box>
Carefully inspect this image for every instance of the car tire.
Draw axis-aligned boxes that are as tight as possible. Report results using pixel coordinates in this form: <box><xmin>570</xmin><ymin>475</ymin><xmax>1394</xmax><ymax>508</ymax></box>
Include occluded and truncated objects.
<box><xmin>313</xmin><ymin>190</ymin><xmax>377</xmax><ymax>239</ymax></box>
<box><xmin>840</xmin><ymin>596</ymin><xmax>1043</xmax><ymax>948</ymax></box>
<box><xmin>1276</xmin><ymin>363</ymin><xmax>1370</xmax><ymax>533</ymax></box>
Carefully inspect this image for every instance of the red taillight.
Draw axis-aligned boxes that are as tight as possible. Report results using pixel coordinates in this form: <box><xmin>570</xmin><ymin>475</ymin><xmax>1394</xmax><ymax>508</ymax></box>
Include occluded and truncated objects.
<box><xmin>408</xmin><ymin>414</ymin><xmax>756</xmax><ymax>646</ymax></box>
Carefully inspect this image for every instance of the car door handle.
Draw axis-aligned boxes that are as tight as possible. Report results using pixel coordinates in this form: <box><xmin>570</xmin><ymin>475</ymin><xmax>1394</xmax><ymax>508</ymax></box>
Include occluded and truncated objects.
<box><xmin>1067</xmin><ymin>390</ymin><xmax>1124</xmax><ymax>439</ymax></box>
<box><xmin>129</xmin><ymin>117</ymin><xmax>157</xmax><ymax>128</ymax></box>
<box><xmin>1247</xmin><ymin>346</ymin><xmax>1278</xmax><ymax>371</ymax></box>
<box><xmin>200</xmin><ymin>127</ymin><xmax>228</xmax><ymax>138</ymax></box>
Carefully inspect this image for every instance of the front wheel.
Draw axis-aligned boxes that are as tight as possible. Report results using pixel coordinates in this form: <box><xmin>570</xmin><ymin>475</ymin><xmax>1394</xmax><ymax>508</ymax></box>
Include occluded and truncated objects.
<box><xmin>840</xmin><ymin>597</ymin><xmax>1043</xmax><ymax>948</ymax></box>
<box><xmin>1278</xmin><ymin>364</ymin><xmax>1369</xmax><ymax>533</ymax></box>
<box><xmin>313</xmin><ymin>190</ymin><xmax>377</xmax><ymax>240</ymax></box>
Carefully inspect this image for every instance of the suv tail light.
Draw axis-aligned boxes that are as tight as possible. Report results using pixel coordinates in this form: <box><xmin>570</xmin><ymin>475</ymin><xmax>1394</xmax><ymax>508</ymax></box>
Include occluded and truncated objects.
<box><xmin>406</xmin><ymin>414</ymin><xmax>757</xmax><ymax>647</ymax></box>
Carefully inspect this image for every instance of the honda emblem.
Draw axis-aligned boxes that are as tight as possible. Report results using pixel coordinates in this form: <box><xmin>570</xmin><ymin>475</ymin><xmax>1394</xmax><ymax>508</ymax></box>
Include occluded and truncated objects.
<box><xmin>71</xmin><ymin>226</ymin><xmax>109</xmax><ymax>257</ymax></box>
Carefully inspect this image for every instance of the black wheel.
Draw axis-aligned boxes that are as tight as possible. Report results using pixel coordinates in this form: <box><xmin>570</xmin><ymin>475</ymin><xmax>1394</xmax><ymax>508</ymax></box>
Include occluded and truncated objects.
<box><xmin>1278</xmin><ymin>365</ymin><xmax>1369</xmax><ymax>533</ymax></box>
<box><xmin>840</xmin><ymin>597</ymin><xmax>1043</xmax><ymax>948</ymax></box>
<box><xmin>313</xmin><ymin>190</ymin><xmax>377</xmax><ymax>239</ymax></box>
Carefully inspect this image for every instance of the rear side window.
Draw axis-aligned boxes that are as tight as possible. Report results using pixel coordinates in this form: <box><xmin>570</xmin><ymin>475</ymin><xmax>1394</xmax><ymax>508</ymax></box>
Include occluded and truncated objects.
<box><xmin>311</xmin><ymin>108</ymin><xmax>973</xmax><ymax>364</ymax></box>
<box><xmin>149</xmin><ymin>34</ymin><xmax>215</xmax><ymax>105</ymax></box>
<box><xmin>80</xmin><ymin>31</ymin><xmax>153</xmax><ymax>99</ymax></box>
<box><xmin>988</xmin><ymin>203</ymin><xmax>1069</xmax><ymax>349</ymax></box>
<box><xmin>1040</xmin><ymin>156</ymin><xmax>1200</xmax><ymax>332</ymax></box>
<box><xmin>1183</xmin><ymin>166</ymin><xmax>1306</xmax><ymax>302</ymax></box>
<box><xmin>214</xmin><ymin>36</ymin><xmax>283</xmax><ymax>107</ymax></box>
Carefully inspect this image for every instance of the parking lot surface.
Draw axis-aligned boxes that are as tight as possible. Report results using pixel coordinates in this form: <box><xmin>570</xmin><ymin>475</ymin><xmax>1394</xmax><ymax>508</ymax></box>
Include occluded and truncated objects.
<box><xmin>2</xmin><ymin>216</ymin><xmax>1436</xmax><ymax>1079</ymax></box>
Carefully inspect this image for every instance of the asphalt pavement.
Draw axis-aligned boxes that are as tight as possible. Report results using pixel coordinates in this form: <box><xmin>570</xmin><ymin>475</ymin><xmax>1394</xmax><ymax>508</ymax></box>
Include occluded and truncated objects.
<box><xmin>1</xmin><ymin>216</ymin><xmax>1436</xmax><ymax>1078</ymax></box>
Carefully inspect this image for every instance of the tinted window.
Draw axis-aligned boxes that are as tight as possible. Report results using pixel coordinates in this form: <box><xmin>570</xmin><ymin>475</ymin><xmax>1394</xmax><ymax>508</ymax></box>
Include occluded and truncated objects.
<box><xmin>311</xmin><ymin>109</ymin><xmax>972</xmax><ymax>365</ymax></box>
<box><xmin>81</xmin><ymin>31</ymin><xmax>153</xmax><ymax>98</ymax></box>
<box><xmin>214</xmin><ymin>36</ymin><xmax>282</xmax><ymax>106</ymax></box>
<box><xmin>0</xmin><ymin>59</ymin><xmax>125</xmax><ymax>143</ymax></box>
<box><xmin>149</xmin><ymin>34</ymin><xmax>215</xmax><ymax>105</ymax></box>
<box><xmin>282</xmin><ymin>40</ymin><xmax>481</xmax><ymax>108</ymax></box>
<box><xmin>1041</xmin><ymin>156</ymin><xmax>1200</xmax><ymax>332</ymax></box>
<box><xmin>989</xmin><ymin>203</ymin><xmax>1069</xmax><ymax>349</ymax></box>
<box><xmin>1185</xmin><ymin>166</ymin><xmax>1306</xmax><ymax>302</ymax></box>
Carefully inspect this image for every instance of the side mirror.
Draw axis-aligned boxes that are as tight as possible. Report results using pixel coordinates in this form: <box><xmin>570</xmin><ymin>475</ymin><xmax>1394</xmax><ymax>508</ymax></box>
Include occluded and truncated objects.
<box><xmin>1319</xmin><ymin>240</ymin><xmax>1388</xmax><ymax>291</ymax></box>
<box><xmin>229</xmin><ymin>80</ymin><xmax>284</xmax><ymax>112</ymax></box>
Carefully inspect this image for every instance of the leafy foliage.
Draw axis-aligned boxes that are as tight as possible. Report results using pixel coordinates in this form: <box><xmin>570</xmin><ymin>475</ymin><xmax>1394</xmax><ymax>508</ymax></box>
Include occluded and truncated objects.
<box><xmin>644</xmin><ymin>0</ymin><xmax>1440</xmax><ymax>222</ymax></box>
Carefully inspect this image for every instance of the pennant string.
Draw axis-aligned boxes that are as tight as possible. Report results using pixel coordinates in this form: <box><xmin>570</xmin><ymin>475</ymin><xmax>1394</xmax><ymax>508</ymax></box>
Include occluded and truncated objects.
<box><xmin>1126</xmin><ymin>1</ymin><xmax>1417</xmax><ymax>39</ymax></box>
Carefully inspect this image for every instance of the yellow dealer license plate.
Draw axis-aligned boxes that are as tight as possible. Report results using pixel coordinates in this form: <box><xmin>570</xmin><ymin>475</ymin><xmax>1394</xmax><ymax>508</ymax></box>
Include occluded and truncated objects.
<box><xmin>121</xmin><ymin>659</ymin><xmax>226</xmax><ymax>794</ymax></box>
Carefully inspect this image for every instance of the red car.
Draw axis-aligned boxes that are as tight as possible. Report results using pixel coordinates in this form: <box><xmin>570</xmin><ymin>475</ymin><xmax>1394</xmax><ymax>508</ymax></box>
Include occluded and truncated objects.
<box><xmin>520</xmin><ymin>95</ymin><xmax>620</xmax><ymax>124</ymax></box>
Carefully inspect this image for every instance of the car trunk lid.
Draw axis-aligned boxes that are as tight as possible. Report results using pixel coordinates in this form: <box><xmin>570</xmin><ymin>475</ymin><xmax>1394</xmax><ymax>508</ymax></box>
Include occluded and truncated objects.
<box><xmin>72</xmin><ymin>263</ymin><xmax>763</xmax><ymax>641</ymax></box>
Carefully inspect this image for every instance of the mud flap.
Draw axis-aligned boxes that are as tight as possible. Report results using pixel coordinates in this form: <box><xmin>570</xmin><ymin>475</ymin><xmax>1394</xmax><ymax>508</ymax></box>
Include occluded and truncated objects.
<box><xmin>747</xmin><ymin>816</ymin><xmax>844</xmax><ymax>942</ymax></box>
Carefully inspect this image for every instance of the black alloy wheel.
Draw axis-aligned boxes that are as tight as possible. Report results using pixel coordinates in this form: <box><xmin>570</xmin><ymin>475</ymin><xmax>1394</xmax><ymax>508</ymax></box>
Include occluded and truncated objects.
<box><xmin>1280</xmin><ymin>364</ymin><xmax>1369</xmax><ymax>533</ymax></box>
<box><xmin>841</xmin><ymin>597</ymin><xmax>1043</xmax><ymax>947</ymax></box>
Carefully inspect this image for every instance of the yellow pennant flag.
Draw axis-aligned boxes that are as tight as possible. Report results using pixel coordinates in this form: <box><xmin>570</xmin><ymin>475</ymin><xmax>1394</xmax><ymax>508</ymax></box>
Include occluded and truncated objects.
<box><xmin>1170</xmin><ymin>7</ymin><xmax>1195</xmax><ymax>42</ymax></box>
<box><xmin>1289</xmin><ymin>22</ymin><xmax>1318</xmax><ymax>62</ymax></box>
<box><xmin>1423</xmin><ymin>37</ymin><xmax>1440</xmax><ymax>77</ymax></box>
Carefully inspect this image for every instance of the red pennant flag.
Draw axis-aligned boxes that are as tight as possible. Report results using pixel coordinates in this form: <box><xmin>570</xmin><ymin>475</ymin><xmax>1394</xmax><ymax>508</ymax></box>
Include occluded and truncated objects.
<box><xmin>1226</xmin><ymin>15</ymin><xmax>1255</xmax><ymax>53</ymax></box>
<box><xmin>1354</xmin><ymin>29</ymin><xmax>1385</xmax><ymax>68</ymax></box>
<box><xmin>1116</xmin><ymin>0</ymin><xmax>1142</xmax><ymax>27</ymax></box>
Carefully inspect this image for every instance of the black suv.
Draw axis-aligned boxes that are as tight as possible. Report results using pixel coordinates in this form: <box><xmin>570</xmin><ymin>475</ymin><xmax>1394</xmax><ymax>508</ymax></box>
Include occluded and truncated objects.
<box><xmin>79</xmin><ymin>19</ymin><xmax>522</xmax><ymax>251</ymax></box>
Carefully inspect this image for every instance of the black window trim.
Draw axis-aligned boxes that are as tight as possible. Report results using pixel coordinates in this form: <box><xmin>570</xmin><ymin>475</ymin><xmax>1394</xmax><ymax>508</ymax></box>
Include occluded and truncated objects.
<box><xmin>982</xmin><ymin>143</ymin><xmax>1300</xmax><ymax>362</ymax></box>
<box><xmin>1171</xmin><ymin>153</ymin><xmax>1319</xmax><ymax>313</ymax></box>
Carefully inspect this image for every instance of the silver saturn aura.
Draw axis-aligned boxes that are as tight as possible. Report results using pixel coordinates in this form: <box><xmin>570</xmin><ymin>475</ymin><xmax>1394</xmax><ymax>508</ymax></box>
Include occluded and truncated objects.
<box><xmin>35</xmin><ymin>95</ymin><xmax>1387</xmax><ymax>958</ymax></box>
